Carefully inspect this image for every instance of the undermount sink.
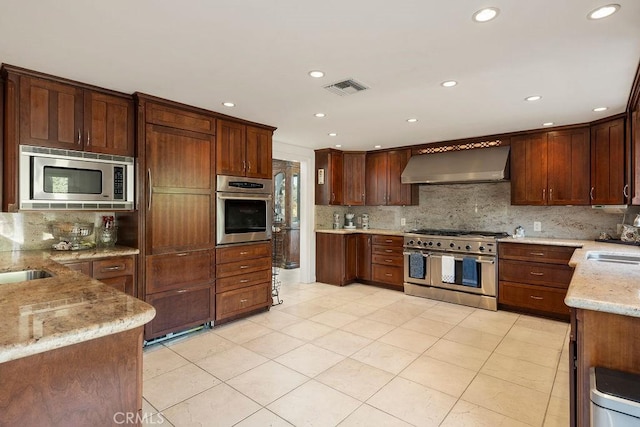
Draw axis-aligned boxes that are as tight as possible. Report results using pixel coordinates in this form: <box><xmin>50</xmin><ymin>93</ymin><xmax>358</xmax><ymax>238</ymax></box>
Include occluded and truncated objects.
<box><xmin>586</xmin><ymin>252</ymin><xmax>640</xmax><ymax>265</ymax></box>
<box><xmin>0</xmin><ymin>269</ymin><xmax>54</xmax><ymax>284</ymax></box>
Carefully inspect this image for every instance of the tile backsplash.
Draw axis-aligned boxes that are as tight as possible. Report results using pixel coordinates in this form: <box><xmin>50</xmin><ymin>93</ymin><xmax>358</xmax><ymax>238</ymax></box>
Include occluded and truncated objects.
<box><xmin>0</xmin><ymin>212</ymin><xmax>111</xmax><ymax>251</ymax></box>
<box><xmin>316</xmin><ymin>182</ymin><xmax>640</xmax><ymax>240</ymax></box>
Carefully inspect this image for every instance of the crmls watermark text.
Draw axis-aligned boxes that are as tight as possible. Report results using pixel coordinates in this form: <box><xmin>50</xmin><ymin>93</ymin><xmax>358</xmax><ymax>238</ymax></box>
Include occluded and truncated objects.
<box><xmin>113</xmin><ymin>412</ymin><xmax>165</xmax><ymax>425</ymax></box>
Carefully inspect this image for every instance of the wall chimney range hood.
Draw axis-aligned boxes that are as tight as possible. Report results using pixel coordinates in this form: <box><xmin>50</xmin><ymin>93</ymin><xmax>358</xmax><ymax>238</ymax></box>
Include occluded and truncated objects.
<box><xmin>401</xmin><ymin>145</ymin><xmax>510</xmax><ymax>184</ymax></box>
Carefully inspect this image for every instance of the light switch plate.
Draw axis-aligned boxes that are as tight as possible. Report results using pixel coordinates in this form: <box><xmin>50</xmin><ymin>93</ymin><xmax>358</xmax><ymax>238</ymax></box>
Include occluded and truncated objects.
<box><xmin>534</xmin><ymin>221</ymin><xmax>542</xmax><ymax>232</ymax></box>
<box><xmin>401</xmin><ymin>218</ymin><xmax>406</xmax><ymax>226</ymax></box>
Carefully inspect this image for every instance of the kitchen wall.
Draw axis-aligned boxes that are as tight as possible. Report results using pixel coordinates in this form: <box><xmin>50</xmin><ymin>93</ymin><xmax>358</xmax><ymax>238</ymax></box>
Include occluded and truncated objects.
<box><xmin>316</xmin><ymin>182</ymin><xmax>640</xmax><ymax>239</ymax></box>
<box><xmin>0</xmin><ymin>212</ymin><xmax>110</xmax><ymax>251</ymax></box>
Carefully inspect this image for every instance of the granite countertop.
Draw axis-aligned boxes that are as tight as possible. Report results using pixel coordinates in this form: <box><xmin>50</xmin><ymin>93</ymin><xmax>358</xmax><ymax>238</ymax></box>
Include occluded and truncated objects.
<box><xmin>315</xmin><ymin>228</ymin><xmax>406</xmax><ymax>236</ymax></box>
<box><xmin>0</xmin><ymin>250</ymin><xmax>155</xmax><ymax>363</ymax></box>
<box><xmin>48</xmin><ymin>245</ymin><xmax>140</xmax><ymax>262</ymax></box>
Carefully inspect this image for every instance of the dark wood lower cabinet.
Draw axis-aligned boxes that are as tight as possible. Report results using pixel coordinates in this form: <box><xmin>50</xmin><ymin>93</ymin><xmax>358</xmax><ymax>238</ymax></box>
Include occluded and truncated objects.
<box><xmin>59</xmin><ymin>254</ymin><xmax>137</xmax><ymax>297</ymax></box>
<box><xmin>145</xmin><ymin>285</ymin><xmax>214</xmax><ymax>338</ymax></box>
<box><xmin>0</xmin><ymin>327</ymin><xmax>143</xmax><ymax>427</ymax></box>
<box><xmin>316</xmin><ymin>233</ymin><xmax>357</xmax><ymax>286</ymax></box>
<box><xmin>356</xmin><ymin>234</ymin><xmax>372</xmax><ymax>281</ymax></box>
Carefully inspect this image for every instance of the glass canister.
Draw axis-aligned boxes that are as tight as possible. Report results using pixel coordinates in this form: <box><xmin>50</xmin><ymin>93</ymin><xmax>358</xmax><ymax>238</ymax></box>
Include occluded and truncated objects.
<box><xmin>97</xmin><ymin>216</ymin><xmax>118</xmax><ymax>248</ymax></box>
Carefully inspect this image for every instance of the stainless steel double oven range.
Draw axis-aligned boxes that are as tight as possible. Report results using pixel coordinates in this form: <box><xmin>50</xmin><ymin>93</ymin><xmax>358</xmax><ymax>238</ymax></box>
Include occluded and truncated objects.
<box><xmin>403</xmin><ymin>229</ymin><xmax>508</xmax><ymax>311</ymax></box>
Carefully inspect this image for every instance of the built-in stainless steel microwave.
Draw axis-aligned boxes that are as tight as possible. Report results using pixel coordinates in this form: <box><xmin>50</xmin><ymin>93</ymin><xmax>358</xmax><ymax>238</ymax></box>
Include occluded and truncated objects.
<box><xmin>19</xmin><ymin>145</ymin><xmax>134</xmax><ymax>210</ymax></box>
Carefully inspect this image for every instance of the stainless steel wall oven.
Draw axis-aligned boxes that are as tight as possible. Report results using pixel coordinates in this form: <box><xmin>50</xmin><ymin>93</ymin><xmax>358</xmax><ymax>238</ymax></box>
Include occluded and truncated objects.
<box><xmin>216</xmin><ymin>175</ymin><xmax>272</xmax><ymax>245</ymax></box>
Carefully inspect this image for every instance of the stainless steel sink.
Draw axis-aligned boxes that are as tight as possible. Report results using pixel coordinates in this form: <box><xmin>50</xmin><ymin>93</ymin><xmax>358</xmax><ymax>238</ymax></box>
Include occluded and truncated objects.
<box><xmin>586</xmin><ymin>252</ymin><xmax>640</xmax><ymax>265</ymax></box>
<box><xmin>0</xmin><ymin>269</ymin><xmax>54</xmax><ymax>284</ymax></box>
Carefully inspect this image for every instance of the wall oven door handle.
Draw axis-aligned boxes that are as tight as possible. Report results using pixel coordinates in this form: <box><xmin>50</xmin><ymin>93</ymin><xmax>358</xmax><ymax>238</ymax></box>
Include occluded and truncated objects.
<box><xmin>217</xmin><ymin>193</ymin><xmax>272</xmax><ymax>201</ymax></box>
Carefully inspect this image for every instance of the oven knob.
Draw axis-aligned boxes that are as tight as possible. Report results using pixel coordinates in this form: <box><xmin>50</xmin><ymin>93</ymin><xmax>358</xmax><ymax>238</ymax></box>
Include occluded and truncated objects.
<box><xmin>465</xmin><ymin>245</ymin><xmax>471</xmax><ymax>250</ymax></box>
<box><xmin>408</xmin><ymin>240</ymin><xmax>414</xmax><ymax>245</ymax></box>
<box><xmin>418</xmin><ymin>241</ymin><xmax>424</xmax><ymax>246</ymax></box>
<box><xmin>428</xmin><ymin>241</ymin><xmax>433</xmax><ymax>246</ymax></box>
<box><xmin>479</xmin><ymin>246</ymin><xmax>485</xmax><ymax>251</ymax></box>
<box><xmin>450</xmin><ymin>243</ymin><xmax>455</xmax><ymax>248</ymax></box>
<box><xmin>436</xmin><ymin>242</ymin><xmax>441</xmax><ymax>247</ymax></box>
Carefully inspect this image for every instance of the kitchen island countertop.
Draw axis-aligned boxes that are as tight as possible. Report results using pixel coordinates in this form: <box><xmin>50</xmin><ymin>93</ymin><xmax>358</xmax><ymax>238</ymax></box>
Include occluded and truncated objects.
<box><xmin>0</xmin><ymin>250</ymin><xmax>154</xmax><ymax>363</ymax></box>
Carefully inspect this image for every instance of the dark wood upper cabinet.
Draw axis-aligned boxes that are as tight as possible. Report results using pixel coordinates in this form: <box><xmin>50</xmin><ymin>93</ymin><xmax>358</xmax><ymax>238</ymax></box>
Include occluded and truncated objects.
<box><xmin>315</xmin><ymin>148</ymin><xmax>343</xmax><ymax>205</ymax></box>
<box><xmin>342</xmin><ymin>152</ymin><xmax>366</xmax><ymax>206</ymax></box>
<box><xmin>18</xmin><ymin>74</ymin><xmax>134</xmax><ymax>156</ymax></box>
<box><xmin>547</xmin><ymin>128</ymin><xmax>590</xmax><ymax>205</ymax></box>
<box><xmin>145</xmin><ymin>123</ymin><xmax>215</xmax><ymax>254</ymax></box>
<box><xmin>365</xmin><ymin>149</ymin><xmax>417</xmax><ymax>206</ymax></box>
<box><xmin>216</xmin><ymin>119</ymin><xmax>272</xmax><ymax>179</ymax></box>
<box><xmin>591</xmin><ymin>118</ymin><xmax>626</xmax><ymax>205</ymax></box>
<box><xmin>512</xmin><ymin>128</ymin><xmax>589</xmax><ymax>206</ymax></box>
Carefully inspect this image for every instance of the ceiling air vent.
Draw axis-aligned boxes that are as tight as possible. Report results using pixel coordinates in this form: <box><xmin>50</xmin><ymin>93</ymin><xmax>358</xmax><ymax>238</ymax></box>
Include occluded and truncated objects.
<box><xmin>324</xmin><ymin>78</ymin><xmax>369</xmax><ymax>96</ymax></box>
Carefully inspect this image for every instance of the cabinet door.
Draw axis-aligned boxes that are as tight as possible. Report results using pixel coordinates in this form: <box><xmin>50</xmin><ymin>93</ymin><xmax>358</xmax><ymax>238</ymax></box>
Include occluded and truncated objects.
<box><xmin>19</xmin><ymin>75</ymin><xmax>83</xmax><ymax>149</ymax></box>
<box><xmin>343</xmin><ymin>152</ymin><xmax>366</xmax><ymax>206</ymax></box>
<box><xmin>387</xmin><ymin>149</ymin><xmax>415</xmax><ymax>205</ymax></box>
<box><xmin>315</xmin><ymin>149</ymin><xmax>343</xmax><ymax>205</ymax></box>
<box><xmin>316</xmin><ymin>233</ymin><xmax>346</xmax><ymax>285</ymax></box>
<box><xmin>511</xmin><ymin>133</ymin><xmax>548</xmax><ymax>205</ymax></box>
<box><xmin>344</xmin><ymin>234</ymin><xmax>358</xmax><ymax>283</ymax></box>
<box><xmin>245</xmin><ymin>126</ymin><xmax>272</xmax><ymax>179</ymax></box>
<box><xmin>365</xmin><ymin>151</ymin><xmax>388</xmax><ymax>205</ymax></box>
<box><xmin>100</xmin><ymin>275</ymin><xmax>135</xmax><ymax>297</ymax></box>
<box><xmin>146</xmin><ymin>124</ymin><xmax>214</xmax><ymax>253</ymax></box>
<box><xmin>146</xmin><ymin>250</ymin><xmax>213</xmax><ymax>294</ymax></box>
<box><xmin>547</xmin><ymin>128</ymin><xmax>590</xmax><ymax>205</ymax></box>
<box><xmin>216</xmin><ymin>120</ymin><xmax>246</xmax><ymax>176</ymax></box>
<box><xmin>84</xmin><ymin>91</ymin><xmax>134</xmax><ymax>156</ymax></box>
<box><xmin>63</xmin><ymin>261</ymin><xmax>92</xmax><ymax>276</ymax></box>
<box><xmin>145</xmin><ymin>284</ymin><xmax>214</xmax><ymax>339</ymax></box>
<box><xmin>356</xmin><ymin>234</ymin><xmax>372</xmax><ymax>281</ymax></box>
<box><xmin>591</xmin><ymin>118</ymin><xmax>626</xmax><ymax>205</ymax></box>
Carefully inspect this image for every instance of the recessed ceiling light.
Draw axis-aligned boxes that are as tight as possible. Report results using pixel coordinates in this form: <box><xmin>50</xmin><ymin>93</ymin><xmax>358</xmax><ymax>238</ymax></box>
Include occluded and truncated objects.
<box><xmin>328</xmin><ymin>132</ymin><xmax>337</xmax><ymax>137</ymax></box>
<box><xmin>472</xmin><ymin>7</ymin><xmax>500</xmax><ymax>23</ymax></box>
<box><xmin>543</xmin><ymin>122</ymin><xmax>554</xmax><ymax>126</ymax></box>
<box><xmin>441</xmin><ymin>80</ymin><xmax>458</xmax><ymax>87</ymax></box>
<box><xmin>374</xmin><ymin>145</ymin><xmax>382</xmax><ymax>149</ymax></box>
<box><xmin>593</xmin><ymin>106</ymin><xmax>608</xmax><ymax>112</ymax></box>
<box><xmin>222</xmin><ymin>102</ymin><xmax>235</xmax><ymax>107</ymax></box>
<box><xmin>525</xmin><ymin>95</ymin><xmax>542</xmax><ymax>102</ymax></box>
<box><xmin>588</xmin><ymin>4</ymin><xmax>620</xmax><ymax>20</ymax></box>
<box><xmin>314</xmin><ymin>113</ymin><xmax>326</xmax><ymax>118</ymax></box>
<box><xmin>308</xmin><ymin>70</ymin><xmax>325</xmax><ymax>78</ymax></box>
<box><xmin>406</xmin><ymin>118</ymin><xmax>418</xmax><ymax>123</ymax></box>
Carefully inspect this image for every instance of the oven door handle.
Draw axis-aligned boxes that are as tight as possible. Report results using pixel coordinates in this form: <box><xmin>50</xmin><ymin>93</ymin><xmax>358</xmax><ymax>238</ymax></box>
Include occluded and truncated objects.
<box><xmin>430</xmin><ymin>254</ymin><xmax>495</xmax><ymax>264</ymax></box>
<box><xmin>217</xmin><ymin>193</ymin><xmax>272</xmax><ymax>201</ymax></box>
<box><xmin>403</xmin><ymin>252</ymin><xmax>430</xmax><ymax>258</ymax></box>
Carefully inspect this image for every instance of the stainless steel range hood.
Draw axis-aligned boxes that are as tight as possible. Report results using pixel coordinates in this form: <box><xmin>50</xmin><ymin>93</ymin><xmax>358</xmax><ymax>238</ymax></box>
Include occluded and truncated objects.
<box><xmin>401</xmin><ymin>146</ymin><xmax>510</xmax><ymax>184</ymax></box>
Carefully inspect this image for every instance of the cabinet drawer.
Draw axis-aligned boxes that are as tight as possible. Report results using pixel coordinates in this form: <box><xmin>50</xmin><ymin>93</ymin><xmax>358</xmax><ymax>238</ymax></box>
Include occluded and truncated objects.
<box><xmin>93</xmin><ymin>256</ymin><xmax>135</xmax><ymax>279</ymax></box>
<box><xmin>216</xmin><ymin>283</ymin><xmax>271</xmax><ymax>321</ymax></box>
<box><xmin>372</xmin><ymin>264</ymin><xmax>403</xmax><ymax>286</ymax></box>
<box><xmin>371</xmin><ymin>253</ymin><xmax>403</xmax><ymax>267</ymax></box>
<box><xmin>216</xmin><ymin>256</ymin><xmax>271</xmax><ymax>279</ymax></box>
<box><xmin>100</xmin><ymin>275</ymin><xmax>135</xmax><ymax>296</ymax></box>
<box><xmin>146</xmin><ymin>102</ymin><xmax>216</xmax><ymax>134</ymax></box>
<box><xmin>371</xmin><ymin>235</ymin><xmax>403</xmax><ymax>246</ymax></box>
<box><xmin>216</xmin><ymin>269</ymin><xmax>271</xmax><ymax>293</ymax></box>
<box><xmin>372</xmin><ymin>245</ymin><xmax>403</xmax><ymax>257</ymax></box>
<box><xmin>216</xmin><ymin>242</ymin><xmax>271</xmax><ymax>264</ymax></box>
<box><xmin>499</xmin><ymin>259</ymin><xmax>574</xmax><ymax>288</ymax></box>
<box><xmin>499</xmin><ymin>281</ymin><xmax>569</xmax><ymax>317</ymax></box>
<box><xmin>499</xmin><ymin>243</ymin><xmax>576</xmax><ymax>264</ymax></box>
<box><xmin>63</xmin><ymin>261</ymin><xmax>92</xmax><ymax>276</ymax></box>
<box><xmin>146</xmin><ymin>250</ymin><xmax>213</xmax><ymax>294</ymax></box>
<box><xmin>145</xmin><ymin>284</ymin><xmax>214</xmax><ymax>339</ymax></box>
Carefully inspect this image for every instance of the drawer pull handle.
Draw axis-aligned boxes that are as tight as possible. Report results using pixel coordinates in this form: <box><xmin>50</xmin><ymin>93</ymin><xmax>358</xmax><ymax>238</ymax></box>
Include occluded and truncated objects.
<box><xmin>385</xmin><ymin>259</ymin><xmax>393</xmax><ymax>263</ymax></box>
<box><xmin>240</xmin><ymin>298</ymin><xmax>248</xmax><ymax>303</ymax></box>
<box><xmin>240</xmin><ymin>265</ymin><xmax>249</xmax><ymax>269</ymax></box>
<box><xmin>385</xmin><ymin>249</ymin><xmax>393</xmax><ymax>253</ymax></box>
<box><xmin>530</xmin><ymin>272</ymin><xmax>544</xmax><ymax>276</ymax></box>
<box><xmin>177</xmin><ymin>289</ymin><xmax>188</xmax><ymax>294</ymax></box>
<box><xmin>176</xmin><ymin>253</ymin><xmax>189</xmax><ymax>257</ymax></box>
<box><xmin>240</xmin><ymin>279</ymin><xmax>249</xmax><ymax>283</ymax></box>
<box><xmin>240</xmin><ymin>251</ymin><xmax>248</xmax><ymax>255</ymax></box>
<box><xmin>385</xmin><ymin>273</ymin><xmax>393</xmax><ymax>277</ymax></box>
<box><xmin>530</xmin><ymin>295</ymin><xmax>544</xmax><ymax>300</ymax></box>
<box><xmin>530</xmin><ymin>252</ymin><xmax>545</xmax><ymax>256</ymax></box>
<box><xmin>385</xmin><ymin>239</ymin><xmax>393</xmax><ymax>243</ymax></box>
<box><xmin>102</xmin><ymin>265</ymin><xmax>124</xmax><ymax>271</ymax></box>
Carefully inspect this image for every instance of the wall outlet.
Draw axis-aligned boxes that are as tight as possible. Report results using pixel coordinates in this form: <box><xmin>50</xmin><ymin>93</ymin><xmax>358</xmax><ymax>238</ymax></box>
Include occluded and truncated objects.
<box><xmin>534</xmin><ymin>221</ymin><xmax>542</xmax><ymax>232</ymax></box>
<box><xmin>400</xmin><ymin>218</ymin><xmax>406</xmax><ymax>226</ymax></box>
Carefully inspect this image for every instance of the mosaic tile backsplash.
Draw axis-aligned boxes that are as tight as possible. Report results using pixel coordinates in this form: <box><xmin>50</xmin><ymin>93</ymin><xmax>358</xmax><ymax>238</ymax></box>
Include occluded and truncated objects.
<box><xmin>0</xmin><ymin>212</ymin><xmax>111</xmax><ymax>251</ymax></box>
<box><xmin>316</xmin><ymin>182</ymin><xmax>640</xmax><ymax>240</ymax></box>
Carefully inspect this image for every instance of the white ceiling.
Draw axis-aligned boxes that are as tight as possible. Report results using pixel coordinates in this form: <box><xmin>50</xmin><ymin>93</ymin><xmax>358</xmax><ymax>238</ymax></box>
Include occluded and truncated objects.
<box><xmin>1</xmin><ymin>1</ymin><xmax>639</xmax><ymax>151</ymax></box>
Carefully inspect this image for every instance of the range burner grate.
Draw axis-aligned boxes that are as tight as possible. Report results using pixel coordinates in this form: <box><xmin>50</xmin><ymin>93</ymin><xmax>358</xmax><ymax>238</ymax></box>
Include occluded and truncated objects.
<box><xmin>410</xmin><ymin>229</ymin><xmax>509</xmax><ymax>238</ymax></box>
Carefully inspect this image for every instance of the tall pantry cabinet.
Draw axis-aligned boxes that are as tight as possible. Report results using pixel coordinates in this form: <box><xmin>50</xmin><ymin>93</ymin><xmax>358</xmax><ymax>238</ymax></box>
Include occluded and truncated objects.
<box><xmin>134</xmin><ymin>95</ymin><xmax>217</xmax><ymax>340</ymax></box>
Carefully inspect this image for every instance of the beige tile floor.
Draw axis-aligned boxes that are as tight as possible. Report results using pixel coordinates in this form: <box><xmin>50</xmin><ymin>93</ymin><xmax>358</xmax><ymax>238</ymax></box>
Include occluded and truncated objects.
<box><xmin>142</xmin><ymin>273</ymin><xmax>571</xmax><ymax>427</ymax></box>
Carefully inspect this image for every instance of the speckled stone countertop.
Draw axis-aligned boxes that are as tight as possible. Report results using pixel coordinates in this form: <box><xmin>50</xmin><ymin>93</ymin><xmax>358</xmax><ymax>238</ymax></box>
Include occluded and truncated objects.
<box><xmin>315</xmin><ymin>228</ymin><xmax>405</xmax><ymax>236</ymax></box>
<box><xmin>0</xmin><ymin>250</ymin><xmax>155</xmax><ymax>363</ymax></box>
<box><xmin>500</xmin><ymin>236</ymin><xmax>640</xmax><ymax>317</ymax></box>
<box><xmin>48</xmin><ymin>245</ymin><xmax>139</xmax><ymax>262</ymax></box>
